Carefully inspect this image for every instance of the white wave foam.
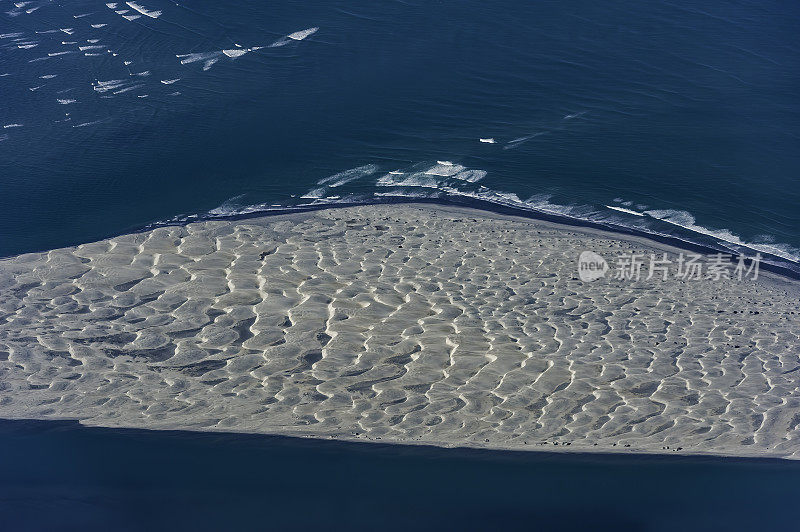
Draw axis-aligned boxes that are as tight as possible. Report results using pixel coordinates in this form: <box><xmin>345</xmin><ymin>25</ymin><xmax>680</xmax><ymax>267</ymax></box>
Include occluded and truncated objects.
<box><xmin>177</xmin><ymin>51</ymin><xmax>224</xmax><ymax>70</ymax></box>
<box><xmin>92</xmin><ymin>79</ymin><xmax>126</xmax><ymax>93</ymax></box>
<box><xmin>72</xmin><ymin>119</ymin><xmax>106</xmax><ymax>128</ymax></box>
<box><xmin>605</xmin><ymin>205</ymin><xmax>644</xmax><ymax>216</ymax></box>
<box><xmin>453</xmin><ymin>169</ymin><xmax>486</xmax><ymax>183</ymax></box>
<box><xmin>270</xmin><ymin>27</ymin><xmax>318</xmax><ymax>47</ymax></box>
<box><xmin>317</xmin><ymin>164</ymin><xmax>379</xmax><ymax>187</ymax></box>
<box><xmin>91</xmin><ymin>24</ymin><xmax>107</xmax><ymax>28</ymax></box>
<box><xmin>160</xmin><ymin>78</ymin><xmax>180</xmax><ymax>84</ymax></box>
<box><xmin>503</xmin><ymin>131</ymin><xmax>547</xmax><ymax>150</ymax></box>
<box><xmin>125</xmin><ymin>1</ymin><xmax>161</xmax><ymax>18</ymax></box>
<box><xmin>645</xmin><ymin>209</ymin><xmax>800</xmax><ymax>262</ymax></box>
<box><xmin>301</xmin><ymin>187</ymin><xmax>327</xmax><ymax>199</ymax></box>
<box><xmin>113</xmin><ymin>83</ymin><xmax>143</xmax><ymax>94</ymax></box>
<box><xmin>376</xmin><ymin>171</ymin><xmax>442</xmax><ymax>189</ymax></box>
<box><xmin>0</xmin><ymin>33</ymin><xmax>24</xmax><ymax>39</ymax></box>
<box><xmin>208</xmin><ymin>195</ymin><xmax>247</xmax><ymax>216</ymax></box>
<box><xmin>289</xmin><ymin>27</ymin><xmax>318</xmax><ymax>40</ymax></box>
<box><xmin>425</xmin><ymin>163</ymin><xmax>464</xmax><ymax>176</ymax></box>
<box><xmin>3</xmin><ymin>124</ymin><xmax>22</xmax><ymax>128</ymax></box>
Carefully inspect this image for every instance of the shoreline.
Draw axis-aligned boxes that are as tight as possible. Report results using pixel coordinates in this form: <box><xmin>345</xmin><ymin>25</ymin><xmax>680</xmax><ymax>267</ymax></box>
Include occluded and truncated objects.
<box><xmin>1</xmin><ymin>203</ymin><xmax>799</xmax><ymax>460</ymax></box>
<box><xmin>4</xmin><ymin>197</ymin><xmax>799</xmax><ymax>281</ymax></box>
<box><xmin>142</xmin><ymin>197</ymin><xmax>800</xmax><ymax>282</ymax></box>
<box><xmin>2</xmin><ymin>417</ymin><xmax>798</xmax><ymax>464</ymax></box>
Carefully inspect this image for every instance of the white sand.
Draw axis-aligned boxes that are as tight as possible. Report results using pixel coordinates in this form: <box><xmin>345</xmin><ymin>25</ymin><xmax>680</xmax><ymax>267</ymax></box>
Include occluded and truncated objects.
<box><xmin>1</xmin><ymin>204</ymin><xmax>799</xmax><ymax>458</ymax></box>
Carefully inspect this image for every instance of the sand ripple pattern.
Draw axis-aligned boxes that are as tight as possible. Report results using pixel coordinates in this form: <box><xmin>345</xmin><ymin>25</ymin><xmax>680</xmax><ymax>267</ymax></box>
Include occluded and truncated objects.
<box><xmin>1</xmin><ymin>205</ymin><xmax>799</xmax><ymax>458</ymax></box>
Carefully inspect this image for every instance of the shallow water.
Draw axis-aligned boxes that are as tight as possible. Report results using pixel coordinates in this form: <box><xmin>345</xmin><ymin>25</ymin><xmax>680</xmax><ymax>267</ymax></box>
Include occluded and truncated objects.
<box><xmin>1</xmin><ymin>0</ymin><xmax>798</xmax><ymax>272</ymax></box>
<box><xmin>1</xmin><ymin>419</ymin><xmax>799</xmax><ymax>531</ymax></box>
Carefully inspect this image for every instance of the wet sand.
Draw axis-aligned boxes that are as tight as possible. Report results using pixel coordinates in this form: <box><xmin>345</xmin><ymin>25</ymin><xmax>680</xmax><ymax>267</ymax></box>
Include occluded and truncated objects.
<box><xmin>1</xmin><ymin>204</ymin><xmax>798</xmax><ymax>458</ymax></box>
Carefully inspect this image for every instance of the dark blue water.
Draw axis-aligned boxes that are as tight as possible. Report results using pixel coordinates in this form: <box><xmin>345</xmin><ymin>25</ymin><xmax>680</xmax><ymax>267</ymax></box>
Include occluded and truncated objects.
<box><xmin>1</xmin><ymin>420</ymin><xmax>799</xmax><ymax>531</ymax></box>
<box><xmin>1</xmin><ymin>0</ymin><xmax>799</xmax><ymax>271</ymax></box>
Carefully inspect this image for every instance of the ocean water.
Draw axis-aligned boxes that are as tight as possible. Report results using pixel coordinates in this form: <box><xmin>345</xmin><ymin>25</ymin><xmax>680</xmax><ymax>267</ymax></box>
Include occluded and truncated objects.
<box><xmin>0</xmin><ymin>0</ymin><xmax>799</xmax><ymax>272</ymax></box>
<box><xmin>2</xmin><ymin>419</ymin><xmax>800</xmax><ymax>531</ymax></box>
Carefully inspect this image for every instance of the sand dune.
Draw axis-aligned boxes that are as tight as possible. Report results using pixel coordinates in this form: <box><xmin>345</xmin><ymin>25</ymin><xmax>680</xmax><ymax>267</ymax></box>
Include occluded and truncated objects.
<box><xmin>0</xmin><ymin>204</ymin><xmax>798</xmax><ymax>458</ymax></box>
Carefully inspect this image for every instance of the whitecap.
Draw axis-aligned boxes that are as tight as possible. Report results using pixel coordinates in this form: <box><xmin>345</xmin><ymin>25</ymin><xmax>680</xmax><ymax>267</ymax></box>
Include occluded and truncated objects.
<box><xmin>112</xmin><ymin>83</ymin><xmax>143</xmax><ymax>94</ymax></box>
<box><xmin>73</xmin><ymin>119</ymin><xmax>104</xmax><ymax>128</ymax></box>
<box><xmin>605</xmin><ymin>205</ymin><xmax>644</xmax><ymax>216</ymax></box>
<box><xmin>125</xmin><ymin>1</ymin><xmax>161</xmax><ymax>18</ymax></box>
<box><xmin>425</xmin><ymin>163</ymin><xmax>464</xmax><ymax>177</ymax></box>
<box><xmin>301</xmin><ymin>187</ymin><xmax>327</xmax><ymax>199</ymax></box>
<box><xmin>317</xmin><ymin>164</ymin><xmax>379</xmax><ymax>187</ymax></box>
<box><xmin>453</xmin><ymin>169</ymin><xmax>487</xmax><ymax>183</ymax></box>
<box><xmin>289</xmin><ymin>27</ymin><xmax>318</xmax><ymax>40</ymax></box>
<box><xmin>645</xmin><ymin>209</ymin><xmax>800</xmax><ymax>262</ymax></box>
<box><xmin>270</xmin><ymin>27</ymin><xmax>318</xmax><ymax>47</ymax></box>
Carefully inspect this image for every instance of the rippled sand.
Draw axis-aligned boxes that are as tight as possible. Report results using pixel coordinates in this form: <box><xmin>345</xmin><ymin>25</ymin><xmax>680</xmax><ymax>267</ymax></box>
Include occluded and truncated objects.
<box><xmin>1</xmin><ymin>204</ymin><xmax>798</xmax><ymax>458</ymax></box>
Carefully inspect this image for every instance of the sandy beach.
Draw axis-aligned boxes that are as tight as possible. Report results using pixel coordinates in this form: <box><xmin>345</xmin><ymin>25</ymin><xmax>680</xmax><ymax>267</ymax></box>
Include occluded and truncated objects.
<box><xmin>1</xmin><ymin>204</ymin><xmax>798</xmax><ymax>458</ymax></box>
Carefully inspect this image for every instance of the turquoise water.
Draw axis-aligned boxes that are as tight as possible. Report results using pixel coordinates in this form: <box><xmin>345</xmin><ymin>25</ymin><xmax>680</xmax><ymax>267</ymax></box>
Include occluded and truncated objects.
<box><xmin>1</xmin><ymin>420</ymin><xmax>799</xmax><ymax>531</ymax></box>
<box><xmin>0</xmin><ymin>0</ymin><xmax>798</xmax><ymax>273</ymax></box>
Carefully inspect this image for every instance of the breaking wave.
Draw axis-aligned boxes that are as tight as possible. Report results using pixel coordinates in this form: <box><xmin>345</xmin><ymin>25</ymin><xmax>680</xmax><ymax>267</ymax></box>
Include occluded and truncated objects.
<box><xmin>146</xmin><ymin>160</ymin><xmax>800</xmax><ymax>275</ymax></box>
